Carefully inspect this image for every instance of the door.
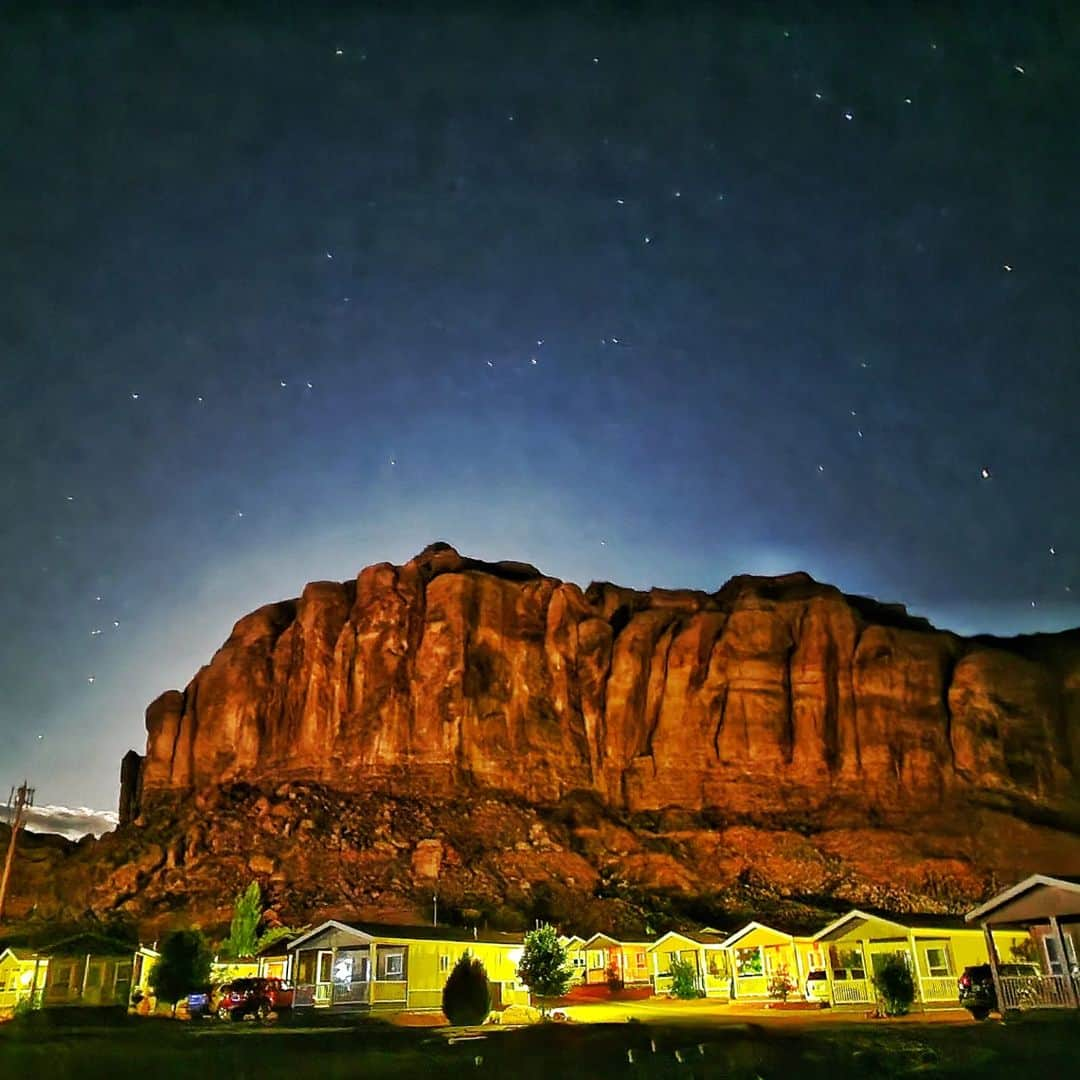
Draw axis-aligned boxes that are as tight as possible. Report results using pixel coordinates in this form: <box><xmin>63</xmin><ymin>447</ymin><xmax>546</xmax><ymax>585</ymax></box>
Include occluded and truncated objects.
<box><xmin>315</xmin><ymin>950</ymin><xmax>333</xmax><ymax>1004</ymax></box>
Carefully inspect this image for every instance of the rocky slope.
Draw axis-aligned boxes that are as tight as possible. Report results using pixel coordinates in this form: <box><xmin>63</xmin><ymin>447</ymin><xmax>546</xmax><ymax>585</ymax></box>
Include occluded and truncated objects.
<box><xmin>6</xmin><ymin>543</ymin><xmax>1080</xmax><ymax>935</ymax></box>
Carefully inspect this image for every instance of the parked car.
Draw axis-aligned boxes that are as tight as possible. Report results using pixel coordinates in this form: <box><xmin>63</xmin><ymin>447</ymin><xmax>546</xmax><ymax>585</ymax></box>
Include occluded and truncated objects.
<box><xmin>212</xmin><ymin>977</ymin><xmax>294</xmax><ymax>1021</ymax></box>
<box><xmin>958</xmin><ymin>962</ymin><xmax>1041</xmax><ymax>1020</ymax></box>
<box><xmin>804</xmin><ymin>969</ymin><xmax>830</xmax><ymax>1003</ymax></box>
<box><xmin>182</xmin><ymin>987</ymin><xmax>213</xmax><ymax>1019</ymax></box>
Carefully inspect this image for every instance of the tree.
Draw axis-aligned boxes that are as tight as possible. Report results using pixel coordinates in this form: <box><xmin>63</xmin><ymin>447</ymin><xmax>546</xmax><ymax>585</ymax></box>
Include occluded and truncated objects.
<box><xmin>442</xmin><ymin>951</ymin><xmax>492</xmax><ymax>1026</ymax></box>
<box><xmin>149</xmin><ymin>930</ymin><xmax>212</xmax><ymax>1013</ymax></box>
<box><xmin>669</xmin><ymin>957</ymin><xmax>700</xmax><ymax>1000</ymax></box>
<box><xmin>872</xmin><ymin>955</ymin><xmax>916</xmax><ymax>1016</ymax></box>
<box><xmin>517</xmin><ymin>923</ymin><xmax>572</xmax><ymax>1018</ymax></box>
<box><xmin>218</xmin><ymin>881</ymin><xmax>299</xmax><ymax>960</ymax></box>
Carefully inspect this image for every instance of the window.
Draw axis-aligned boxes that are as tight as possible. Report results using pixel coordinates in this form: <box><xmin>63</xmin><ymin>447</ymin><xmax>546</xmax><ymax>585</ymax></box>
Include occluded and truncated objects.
<box><xmin>385</xmin><ymin>952</ymin><xmax>404</xmax><ymax>978</ymax></box>
<box><xmin>1044</xmin><ymin>936</ymin><xmax>1064</xmax><ymax>976</ymax></box>
<box><xmin>572</xmin><ymin>955</ymin><xmax>585</xmax><ymax>968</ymax></box>
<box><xmin>52</xmin><ymin>963</ymin><xmax>73</xmax><ymax>987</ymax></box>
<box><xmin>85</xmin><ymin>963</ymin><xmax>103</xmax><ymax>989</ymax></box>
<box><xmin>707</xmin><ymin>953</ymin><xmax>725</xmax><ymax>977</ymax></box>
<box><xmin>925</xmin><ymin>947</ymin><xmax>950</xmax><ymax>978</ymax></box>
<box><xmin>440</xmin><ymin>955</ymin><xmax>449</xmax><ymax>972</ymax></box>
<box><xmin>735</xmin><ymin>948</ymin><xmax>763</xmax><ymax>977</ymax></box>
<box><xmin>588</xmin><ymin>950</ymin><xmax>603</xmax><ymax>969</ymax></box>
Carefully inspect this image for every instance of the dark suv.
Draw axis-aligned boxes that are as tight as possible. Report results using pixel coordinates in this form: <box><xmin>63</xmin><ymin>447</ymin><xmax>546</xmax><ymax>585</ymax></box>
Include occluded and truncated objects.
<box><xmin>213</xmin><ymin>977</ymin><xmax>294</xmax><ymax>1021</ymax></box>
<box><xmin>958</xmin><ymin>962</ymin><xmax>1041</xmax><ymax>1020</ymax></box>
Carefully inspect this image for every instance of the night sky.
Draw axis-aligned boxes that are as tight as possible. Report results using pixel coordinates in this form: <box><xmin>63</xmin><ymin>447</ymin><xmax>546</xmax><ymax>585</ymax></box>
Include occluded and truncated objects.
<box><xmin>3</xmin><ymin>7</ymin><xmax>1079</xmax><ymax>819</ymax></box>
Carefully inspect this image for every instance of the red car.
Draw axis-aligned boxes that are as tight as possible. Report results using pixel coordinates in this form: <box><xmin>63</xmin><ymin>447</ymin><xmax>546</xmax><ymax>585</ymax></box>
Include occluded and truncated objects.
<box><xmin>213</xmin><ymin>977</ymin><xmax>294</xmax><ymax>1020</ymax></box>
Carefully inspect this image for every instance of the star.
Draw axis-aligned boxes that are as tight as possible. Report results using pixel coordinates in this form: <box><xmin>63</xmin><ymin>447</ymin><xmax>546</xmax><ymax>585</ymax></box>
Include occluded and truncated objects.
<box><xmin>904</xmin><ymin>97</ymin><xmax>912</xmax><ymax>105</ymax></box>
<box><xmin>87</xmin><ymin>676</ymin><xmax>95</xmax><ymax>685</ymax></box>
<box><xmin>814</xmin><ymin>92</ymin><xmax>822</xmax><ymax>100</ymax></box>
<box><xmin>280</xmin><ymin>380</ymin><xmax>287</xmax><ymax>388</ymax></box>
<box><xmin>113</xmin><ymin>620</ymin><xmax>120</xmax><ymax>628</ymax></box>
<box><xmin>1049</xmin><ymin>547</ymin><xmax>1056</xmax><ymax>556</ymax></box>
<box><xmin>674</xmin><ymin>190</ymin><xmax>681</xmax><ymax>198</ymax></box>
<box><xmin>65</xmin><ymin>495</ymin><xmax>74</xmax><ymax>502</ymax></box>
<box><xmin>335</xmin><ymin>48</ymin><xmax>343</xmax><ymax>56</ymax></box>
<box><xmin>36</xmin><ymin>733</ymin><xmax>43</xmax><ymax>740</ymax></box>
<box><xmin>196</xmin><ymin>395</ymin><xmax>204</xmax><ymax>402</ymax></box>
<box><xmin>980</xmin><ymin>467</ymin><xmax>992</xmax><ymax>480</ymax></box>
<box><xmin>616</xmin><ymin>198</ymin><xmax>624</xmax><ymax>205</ymax></box>
<box><xmin>326</xmin><ymin>251</ymin><xmax>333</xmax><ymax>259</ymax></box>
<box><xmin>95</xmin><ymin>595</ymin><xmax>102</xmax><ymax>602</ymax></box>
<box><xmin>600</xmin><ymin>539</ymin><xmax>607</xmax><ymax>546</ymax></box>
<box><xmin>843</xmin><ymin>111</ymin><xmax>854</xmax><ymax>121</ymax></box>
<box><xmin>236</xmin><ymin>511</ymin><xmax>244</xmax><ymax>518</ymax></box>
<box><xmin>90</xmin><ymin>628</ymin><xmax>102</xmax><ymax>636</ymax></box>
<box><xmin>389</xmin><ymin>458</ymin><xmax>397</xmax><ymax>466</ymax></box>
<box><xmin>592</xmin><ymin>57</ymin><xmax>599</xmax><ymax>64</ymax></box>
<box><xmin>1014</xmin><ymin>64</ymin><xmax>1025</xmax><ymax>74</ymax></box>
<box><xmin>817</xmin><ymin>464</ymin><xmax>825</xmax><ymax>473</ymax></box>
<box><xmin>486</xmin><ymin>360</ymin><xmax>494</xmax><ymax>368</ymax></box>
<box><xmin>536</xmin><ymin>339</ymin><xmax>544</xmax><ymax>347</ymax></box>
<box><xmin>1031</xmin><ymin>600</ymin><xmax>1037</xmax><ymax>608</ymax></box>
<box><xmin>1003</xmin><ymin>264</ymin><xmax>1013</xmax><ymax>272</ymax></box>
<box><xmin>644</xmin><ymin>235</ymin><xmax>652</xmax><ymax>244</ymax></box>
<box><xmin>306</xmin><ymin>381</ymin><xmax>313</xmax><ymax>389</ymax></box>
<box><xmin>130</xmin><ymin>392</ymin><xmax>139</xmax><ymax>400</ymax></box>
<box><xmin>857</xmin><ymin>429</ymin><xmax>863</xmax><ymax>438</ymax></box>
<box><xmin>529</xmin><ymin>356</ymin><xmax>538</xmax><ymax>365</ymax></box>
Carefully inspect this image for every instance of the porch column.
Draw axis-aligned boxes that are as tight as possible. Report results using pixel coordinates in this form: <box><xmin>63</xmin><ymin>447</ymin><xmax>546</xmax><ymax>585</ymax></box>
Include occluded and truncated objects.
<box><xmin>824</xmin><ymin>945</ymin><xmax>837</xmax><ymax>1006</ymax></box>
<box><xmin>907</xmin><ymin>931</ymin><xmax>926</xmax><ymax>1008</ymax></box>
<box><xmin>859</xmin><ymin>940</ymin><xmax>872</xmax><ymax>1004</ymax></box>
<box><xmin>368</xmin><ymin>942</ymin><xmax>377</xmax><ymax>1006</ymax></box>
<box><xmin>329</xmin><ymin>948</ymin><xmax>337</xmax><ymax>1006</ymax></box>
<box><xmin>698</xmin><ymin>947</ymin><xmax>707</xmax><ymax>996</ymax></box>
<box><xmin>1048</xmin><ymin>916</ymin><xmax>1079</xmax><ymax>1008</ymax></box>
<box><xmin>982</xmin><ymin>923</ymin><xmax>1005</xmax><ymax>1016</ymax></box>
<box><xmin>792</xmin><ymin>941</ymin><xmax>805</xmax><ymax>994</ymax></box>
<box><xmin>81</xmin><ymin>953</ymin><xmax>92</xmax><ymax>999</ymax></box>
<box><xmin>651</xmin><ymin>950</ymin><xmax>659</xmax><ymax>991</ymax></box>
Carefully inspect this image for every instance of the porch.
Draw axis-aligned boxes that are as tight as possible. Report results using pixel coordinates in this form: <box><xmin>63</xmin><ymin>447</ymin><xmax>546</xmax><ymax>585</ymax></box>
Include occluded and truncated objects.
<box><xmin>967</xmin><ymin>874</ymin><xmax>1080</xmax><ymax>1014</ymax></box>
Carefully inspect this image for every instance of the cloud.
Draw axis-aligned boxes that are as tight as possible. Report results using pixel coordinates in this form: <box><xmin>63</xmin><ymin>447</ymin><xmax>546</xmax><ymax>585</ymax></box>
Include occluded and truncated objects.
<box><xmin>18</xmin><ymin>803</ymin><xmax>118</xmax><ymax>841</ymax></box>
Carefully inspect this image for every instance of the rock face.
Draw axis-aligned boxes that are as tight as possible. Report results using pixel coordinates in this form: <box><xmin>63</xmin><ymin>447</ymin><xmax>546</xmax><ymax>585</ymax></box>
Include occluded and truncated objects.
<box><xmin>133</xmin><ymin>543</ymin><xmax>1080</xmax><ymax>833</ymax></box>
<box><xmin>9</xmin><ymin>543</ymin><xmax>1079</xmax><ymax>937</ymax></box>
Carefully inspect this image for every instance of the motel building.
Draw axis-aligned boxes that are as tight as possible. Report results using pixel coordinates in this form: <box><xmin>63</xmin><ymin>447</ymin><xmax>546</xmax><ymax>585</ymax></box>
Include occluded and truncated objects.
<box><xmin>965</xmin><ymin>874</ymin><xmax>1080</xmax><ymax>1011</ymax></box>
<box><xmin>577</xmin><ymin>933</ymin><xmax>654</xmax><ymax>988</ymax></box>
<box><xmin>720</xmin><ymin>922</ymin><xmax>822</xmax><ymax>1001</ymax></box>
<box><xmin>282</xmin><ymin>920</ymin><xmax>531</xmax><ymax>1012</ymax></box>
<box><xmin>648</xmin><ymin>929</ymin><xmax>730</xmax><ymax>997</ymax></box>
<box><xmin>810</xmin><ymin>910</ymin><xmax>1029</xmax><ymax>1008</ymax></box>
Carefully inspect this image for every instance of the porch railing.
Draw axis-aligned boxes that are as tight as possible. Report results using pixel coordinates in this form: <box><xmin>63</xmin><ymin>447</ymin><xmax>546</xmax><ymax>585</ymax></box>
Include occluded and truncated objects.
<box><xmin>831</xmin><ymin>979</ymin><xmax>872</xmax><ymax>1004</ymax></box>
<box><xmin>999</xmin><ymin>974</ymin><xmax>1074</xmax><ymax>1011</ymax></box>
<box><xmin>332</xmin><ymin>980</ymin><xmax>371</xmax><ymax>1005</ymax></box>
<box><xmin>919</xmin><ymin>977</ymin><xmax>957</xmax><ymax>1002</ymax></box>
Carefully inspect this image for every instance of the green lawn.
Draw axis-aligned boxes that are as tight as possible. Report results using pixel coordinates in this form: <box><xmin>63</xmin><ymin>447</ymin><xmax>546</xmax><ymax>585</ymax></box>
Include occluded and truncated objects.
<box><xmin>1</xmin><ymin>1009</ymin><xmax>1078</xmax><ymax>1078</ymax></box>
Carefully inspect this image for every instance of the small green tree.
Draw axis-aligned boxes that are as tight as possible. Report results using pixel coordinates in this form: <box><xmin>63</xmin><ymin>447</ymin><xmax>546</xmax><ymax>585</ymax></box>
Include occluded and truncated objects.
<box><xmin>517</xmin><ymin>923</ymin><xmax>572</xmax><ymax>1018</ymax></box>
<box><xmin>442</xmin><ymin>951</ymin><xmax>492</xmax><ymax>1026</ymax></box>
<box><xmin>219</xmin><ymin>881</ymin><xmax>299</xmax><ymax>959</ymax></box>
<box><xmin>669</xmin><ymin>957</ymin><xmax>700</xmax><ymax>1000</ymax></box>
<box><xmin>872</xmin><ymin>955</ymin><xmax>916</xmax><ymax>1016</ymax></box>
<box><xmin>149</xmin><ymin>930</ymin><xmax>212</xmax><ymax>1014</ymax></box>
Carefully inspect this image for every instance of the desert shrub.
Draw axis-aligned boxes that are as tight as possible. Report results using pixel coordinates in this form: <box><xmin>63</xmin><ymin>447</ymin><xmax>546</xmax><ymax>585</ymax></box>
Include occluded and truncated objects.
<box><xmin>441</xmin><ymin>952</ymin><xmax>491</xmax><ymax>1026</ymax></box>
<box><xmin>669</xmin><ymin>957</ymin><xmax>700</xmax><ymax>999</ymax></box>
<box><xmin>872</xmin><ymin>955</ymin><xmax>916</xmax><ymax>1016</ymax></box>
<box><xmin>767</xmin><ymin>965</ymin><xmax>797</xmax><ymax>1002</ymax></box>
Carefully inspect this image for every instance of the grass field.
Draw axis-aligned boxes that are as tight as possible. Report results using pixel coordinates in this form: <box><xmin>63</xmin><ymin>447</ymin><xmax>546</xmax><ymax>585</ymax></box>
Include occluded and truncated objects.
<box><xmin>1</xmin><ymin>1007</ymin><xmax>1078</xmax><ymax>1078</ymax></box>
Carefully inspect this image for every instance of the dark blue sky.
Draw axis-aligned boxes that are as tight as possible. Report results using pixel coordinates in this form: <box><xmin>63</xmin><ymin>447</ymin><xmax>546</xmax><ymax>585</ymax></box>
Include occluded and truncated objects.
<box><xmin>3</xmin><ymin>6</ymin><xmax>1078</xmax><ymax>812</ymax></box>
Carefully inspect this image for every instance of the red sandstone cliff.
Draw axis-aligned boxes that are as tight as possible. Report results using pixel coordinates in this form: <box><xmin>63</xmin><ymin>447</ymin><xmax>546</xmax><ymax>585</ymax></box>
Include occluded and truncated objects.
<box><xmin>131</xmin><ymin>543</ymin><xmax>1080</xmax><ymax>830</ymax></box>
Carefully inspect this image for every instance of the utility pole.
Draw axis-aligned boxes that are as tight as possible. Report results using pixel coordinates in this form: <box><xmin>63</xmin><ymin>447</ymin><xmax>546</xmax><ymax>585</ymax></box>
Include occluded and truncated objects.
<box><xmin>0</xmin><ymin>780</ymin><xmax>34</xmax><ymax>923</ymax></box>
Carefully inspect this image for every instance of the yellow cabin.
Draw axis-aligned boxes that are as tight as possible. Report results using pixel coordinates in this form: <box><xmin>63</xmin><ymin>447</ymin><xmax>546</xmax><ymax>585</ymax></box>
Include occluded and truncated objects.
<box><xmin>813</xmin><ymin>910</ymin><xmax>1030</xmax><ymax>1007</ymax></box>
<box><xmin>286</xmin><ymin>920</ymin><xmax>530</xmax><ymax>1014</ymax></box>
<box><xmin>0</xmin><ymin>947</ymin><xmax>44</xmax><ymax>1015</ymax></box>
<box><xmin>559</xmin><ymin>935</ymin><xmax>587</xmax><ymax>985</ymax></box>
<box><xmin>721</xmin><ymin>922</ymin><xmax>816</xmax><ymax>1000</ymax></box>
<box><xmin>580</xmin><ymin>933</ymin><xmax>653</xmax><ymax>987</ymax></box>
<box><xmin>648</xmin><ymin>929</ymin><xmax>730</xmax><ymax>998</ymax></box>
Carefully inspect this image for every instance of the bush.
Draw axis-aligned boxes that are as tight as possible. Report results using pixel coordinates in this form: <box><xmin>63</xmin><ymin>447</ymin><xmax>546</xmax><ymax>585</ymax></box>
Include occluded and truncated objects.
<box><xmin>441</xmin><ymin>951</ymin><xmax>491</xmax><ymax>1026</ymax></box>
<box><xmin>767</xmin><ymin>966</ymin><xmax>797</xmax><ymax>1003</ymax></box>
<box><xmin>872</xmin><ymin>955</ymin><xmax>916</xmax><ymax>1016</ymax></box>
<box><xmin>605</xmin><ymin>958</ymin><xmax>624</xmax><ymax>992</ymax></box>
<box><xmin>669</xmin><ymin>957</ymin><xmax>699</xmax><ymax>1000</ymax></box>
